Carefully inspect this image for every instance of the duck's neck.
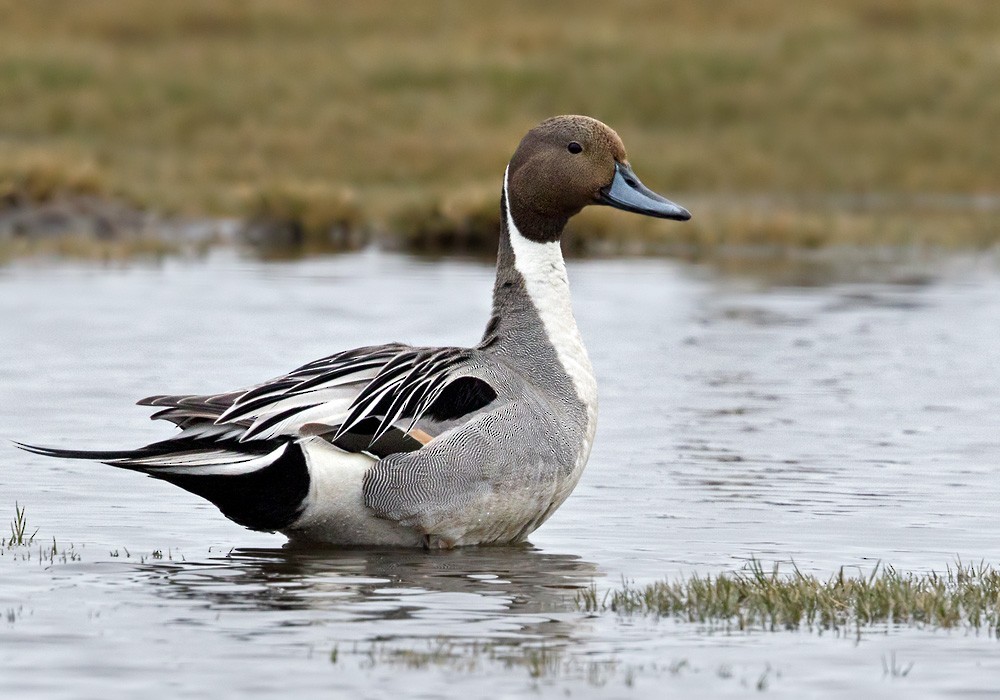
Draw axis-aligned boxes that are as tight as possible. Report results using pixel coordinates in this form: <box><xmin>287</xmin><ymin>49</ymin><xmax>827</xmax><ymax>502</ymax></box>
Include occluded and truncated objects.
<box><xmin>482</xmin><ymin>168</ymin><xmax>596</xmax><ymax>406</ymax></box>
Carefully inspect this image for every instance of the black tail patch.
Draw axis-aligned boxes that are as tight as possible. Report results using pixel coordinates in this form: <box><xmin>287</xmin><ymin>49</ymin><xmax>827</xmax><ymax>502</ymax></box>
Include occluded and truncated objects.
<box><xmin>16</xmin><ymin>439</ymin><xmax>311</xmax><ymax>533</ymax></box>
<box><xmin>154</xmin><ymin>442</ymin><xmax>311</xmax><ymax>532</ymax></box>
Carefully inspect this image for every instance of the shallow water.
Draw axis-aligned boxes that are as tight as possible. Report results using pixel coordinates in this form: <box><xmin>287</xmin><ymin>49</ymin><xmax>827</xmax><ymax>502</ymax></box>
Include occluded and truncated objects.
<box><xmin>2</xmin><ymin>250</ymin><xmax>1000</xmax><ymax>697</ymax></box>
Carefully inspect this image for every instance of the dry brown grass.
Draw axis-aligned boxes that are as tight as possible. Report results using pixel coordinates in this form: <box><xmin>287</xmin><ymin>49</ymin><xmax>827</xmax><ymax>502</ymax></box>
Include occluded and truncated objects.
<box><xmin>1</xmin><ymin>0</ymin><xmax>998</xmax><ymax>251</ymax></box>
<box><xmin>0</xmin><ymin>153</ymin><xmax>107</xmax><ymax>204</ymax></box>
<box><xmin>0</xmin><ymin>233</ymin><xmax>179</xmax><ymax>265</ymax></box>
<box><xmin>238</xmin><ymin>182</ymin><xmax>366</xmax><ymax>256</ymax></box>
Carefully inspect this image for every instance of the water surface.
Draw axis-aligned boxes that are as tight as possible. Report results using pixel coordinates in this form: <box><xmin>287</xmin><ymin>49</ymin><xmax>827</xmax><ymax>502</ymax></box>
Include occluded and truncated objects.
<box><xmin>2</xmin><ymin>250</ymin><xmax>999</xmax><ymax>697</ymax></box>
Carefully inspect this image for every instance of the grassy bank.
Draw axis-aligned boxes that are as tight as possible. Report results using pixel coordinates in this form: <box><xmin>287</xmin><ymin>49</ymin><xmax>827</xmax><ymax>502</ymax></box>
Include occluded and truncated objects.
<box><xmin>1</xmin><ymin>0</ymin><xmax>998</xmax><ymax>252</ymax></box>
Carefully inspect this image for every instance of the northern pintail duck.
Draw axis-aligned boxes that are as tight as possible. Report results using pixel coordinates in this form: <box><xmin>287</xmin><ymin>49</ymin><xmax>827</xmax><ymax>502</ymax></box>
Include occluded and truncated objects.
<box><xmin>20</xmin><ymin>116</ymin><xmax>690</xmax><ymax>548</ymax></box>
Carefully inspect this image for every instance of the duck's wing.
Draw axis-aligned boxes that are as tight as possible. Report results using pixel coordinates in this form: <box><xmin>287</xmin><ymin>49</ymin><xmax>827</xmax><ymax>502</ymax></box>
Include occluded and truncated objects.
<box><xmin>142</xmin><ymin>342</ymin><xmax>499</xmax><ymax>449</ymax></box>
<box><xmin>19</xmin><ymin>342</ymin><xmax>499</xmax><ymax>534</ymax></box>
<box><xmin>138</xmin><ymin>343</ymin><xmax>409</xmax><ymax>431</ymax></box>
<box><xmin>138</xmin><ymin>390</ymin><xmax>250</xmax><ymax>429</ymax></box>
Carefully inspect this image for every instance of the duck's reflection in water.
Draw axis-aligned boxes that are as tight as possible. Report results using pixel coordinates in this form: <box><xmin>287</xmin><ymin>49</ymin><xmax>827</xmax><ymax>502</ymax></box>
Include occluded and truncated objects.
<box><xmin>132</xmin><ymin>543</ymin><xmax>602</xmax><ymax>654</ymax></box>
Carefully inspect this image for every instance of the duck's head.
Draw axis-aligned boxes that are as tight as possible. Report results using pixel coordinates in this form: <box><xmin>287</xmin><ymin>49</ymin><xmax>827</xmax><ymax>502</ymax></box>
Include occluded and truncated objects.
<box><xmin>505</xmin><ymin>115</ymin><xmax>690</xmax><ymax>243</ymax></box>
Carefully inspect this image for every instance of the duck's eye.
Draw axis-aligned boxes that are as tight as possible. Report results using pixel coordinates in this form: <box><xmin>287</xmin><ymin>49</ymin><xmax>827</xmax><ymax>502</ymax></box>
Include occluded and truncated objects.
<box><xmin>567</xmin><ymin>141</ymin><xmax>583</xmax><ymax>154</ymax></box>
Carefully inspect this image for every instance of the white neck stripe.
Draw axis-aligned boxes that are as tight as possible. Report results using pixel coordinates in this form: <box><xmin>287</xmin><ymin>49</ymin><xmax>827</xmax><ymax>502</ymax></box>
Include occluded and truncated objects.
<box><xmin>502</xmin><ymin>167</ymin><xmax>597</xmax><ymax>408</ymax></box>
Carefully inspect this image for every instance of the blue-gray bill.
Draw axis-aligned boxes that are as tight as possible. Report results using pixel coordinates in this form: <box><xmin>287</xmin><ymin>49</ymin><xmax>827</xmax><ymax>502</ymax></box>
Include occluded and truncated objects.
<box><xmin>598</xmin><ymin>162</ymin><xmax>691</xmax><ymax>221</ymax></box>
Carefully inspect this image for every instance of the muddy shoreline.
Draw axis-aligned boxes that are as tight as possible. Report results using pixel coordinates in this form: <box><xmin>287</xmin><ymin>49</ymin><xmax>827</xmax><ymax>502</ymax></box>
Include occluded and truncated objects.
<box><xmin>3</xmin><ymin>190</ymin><xmax>999</xmax><ymax>262</ymax></box>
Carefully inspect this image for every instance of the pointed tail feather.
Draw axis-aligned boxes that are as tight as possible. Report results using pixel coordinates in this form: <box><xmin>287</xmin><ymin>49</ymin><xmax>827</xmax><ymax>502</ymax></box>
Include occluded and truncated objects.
<box><xmin>14</xmin><ymin>441</ymin><xmax>158</xmax><ymax>462</ymax></box>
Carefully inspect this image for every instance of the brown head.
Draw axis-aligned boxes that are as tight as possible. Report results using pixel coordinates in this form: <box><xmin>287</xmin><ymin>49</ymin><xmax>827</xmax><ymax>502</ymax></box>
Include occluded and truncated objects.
<box><xmin>505</xmin><ymin>115</ymin><xmax>690</xmax><ymax>242</ymax></box>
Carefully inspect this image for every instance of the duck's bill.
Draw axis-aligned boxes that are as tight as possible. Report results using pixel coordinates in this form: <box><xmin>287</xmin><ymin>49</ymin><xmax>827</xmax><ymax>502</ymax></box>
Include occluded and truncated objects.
<box><xmin>597</xmin><ymin>162</ymin><xmax>691</xmax><ymax>221</ymax></box>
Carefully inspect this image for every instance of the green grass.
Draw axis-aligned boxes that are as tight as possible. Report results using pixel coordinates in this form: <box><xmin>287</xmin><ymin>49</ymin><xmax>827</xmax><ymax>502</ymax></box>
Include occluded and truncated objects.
<box><xmin>1</xmin><ymin>503</ymin><xmax>83</xmax><ymax>563</ymax></box>
<box><xmin>0</xmin><ymin>0</ymin><xmax>998</xmax><ymax>253</ymax></box>
<box><xmin>3</xmin><ymin>502</ymin><xmax>37</xmax><ymax>547</ymax></box>
<box><xmin>578</xmin><ymin>559</ymin><xmax>1000</xmax><ymax>635</ymax></box>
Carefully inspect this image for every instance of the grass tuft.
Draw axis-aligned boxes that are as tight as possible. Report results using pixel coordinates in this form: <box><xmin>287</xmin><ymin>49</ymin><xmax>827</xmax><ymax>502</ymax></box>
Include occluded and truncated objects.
<box><xmin>238</xmin><ymin>182</ymin><xmax>366</xmax><ymax>257</ymax></box>
<box><xmin>3</xmin><ymin>502</ymin><xmax>37</xmax><ymax>547</ymax></box>
<box><xmin>1</xmin><ymin>504</ymin><xmax>82</xmax><ymax>563</ymax></box>
<box><xmin>388</xmin><ymin>189</ymin><xmax>500</xmax><ymax>256</ymax></box>
<box><xmin>0</xmin><ymin>154</ymin><xmax>108</xmax><ymax>206</ymax></box>
<box><xmin>577</xmin><ymin>559</ymin><xmax>1000</xmax><ymax>635</ymax></box>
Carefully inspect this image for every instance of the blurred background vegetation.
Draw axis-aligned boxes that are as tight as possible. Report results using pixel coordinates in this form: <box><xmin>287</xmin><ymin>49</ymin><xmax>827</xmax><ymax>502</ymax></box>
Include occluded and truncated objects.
<box><xmin>1</xmin><ymin>0</ymin><xmax>998</xmax><ymax>256</ymax></box>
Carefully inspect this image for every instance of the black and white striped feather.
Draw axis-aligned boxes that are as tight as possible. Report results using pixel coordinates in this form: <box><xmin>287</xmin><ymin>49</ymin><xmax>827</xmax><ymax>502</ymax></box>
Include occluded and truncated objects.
<box><xmin>144</xmin><ymin>343</ymin><xmax>497</xmax><ymax>448</ymax></box>
<box><xmin>15</xmin><ymin>342</ymin><xmax>496</xmax><ymax>529</ymax></box>
<box><xmin>17</xmin><ymin>341</ymin><xmax>498</xmax><ymax>533</ymax></box>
